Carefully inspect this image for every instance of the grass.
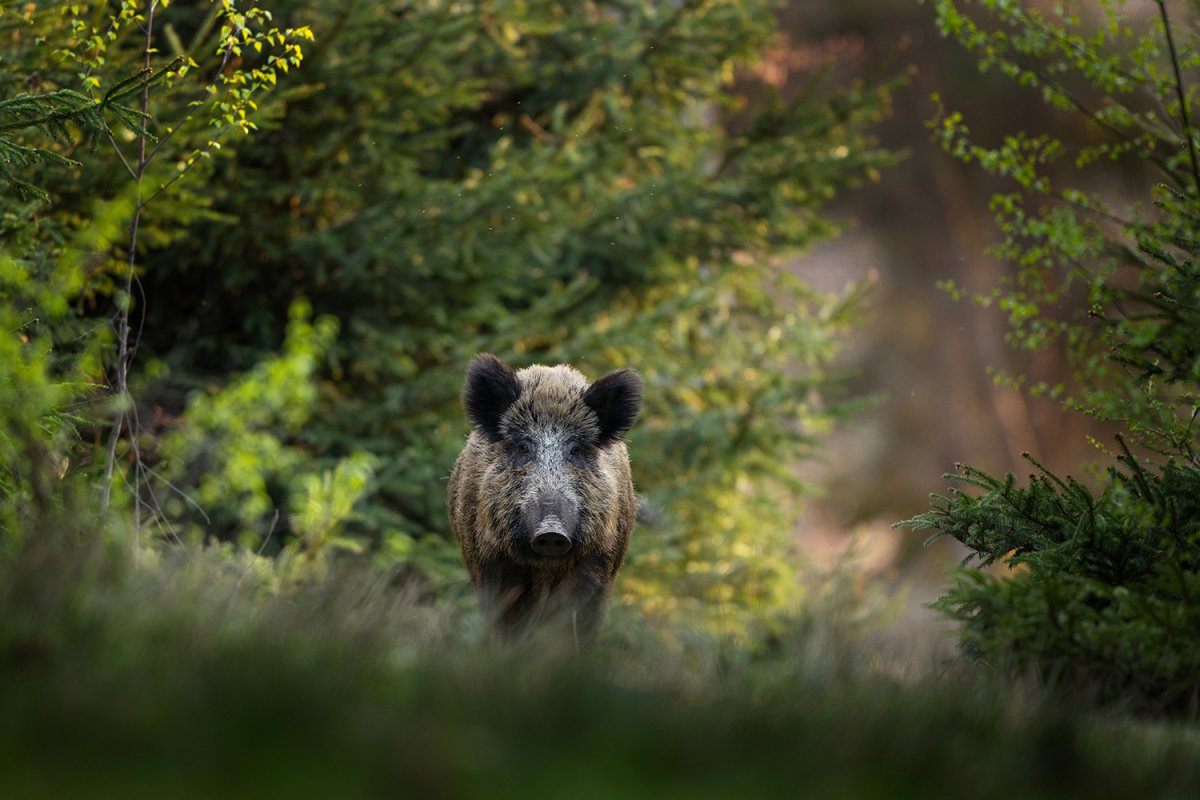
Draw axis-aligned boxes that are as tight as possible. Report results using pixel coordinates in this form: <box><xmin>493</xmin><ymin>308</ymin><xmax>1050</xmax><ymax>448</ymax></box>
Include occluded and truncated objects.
<box><xmin>1</xmin><ymin>529</ymin><xmax>1199</xmax><ymax>799</ymax></box>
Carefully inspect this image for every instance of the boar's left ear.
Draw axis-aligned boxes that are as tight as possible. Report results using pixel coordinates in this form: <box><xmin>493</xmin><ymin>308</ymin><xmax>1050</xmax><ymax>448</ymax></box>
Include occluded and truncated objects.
<box><xmin>584</xmin><ymin>368</ymin><xmax>643</xmax><ymax>445</ymax></box>
<box><xmin>463</xmin><ymin>353</ymin><xmax>521</xmax><ymax>442</ymax></box>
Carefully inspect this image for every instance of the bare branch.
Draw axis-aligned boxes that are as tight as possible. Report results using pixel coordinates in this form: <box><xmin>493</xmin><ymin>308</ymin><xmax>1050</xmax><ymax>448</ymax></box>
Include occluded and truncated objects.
<box><xmin>105</xmin><ymin>129</ymin><xmax>138</xmax><ymax>180</ymax></box>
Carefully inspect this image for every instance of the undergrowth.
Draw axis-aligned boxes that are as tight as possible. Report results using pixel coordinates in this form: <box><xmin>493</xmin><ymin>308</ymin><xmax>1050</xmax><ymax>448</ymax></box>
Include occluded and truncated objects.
<box><xmin>1</xmin><ymin>530</ymin><xmax>1198</xmax><ymax>800</ymax></box>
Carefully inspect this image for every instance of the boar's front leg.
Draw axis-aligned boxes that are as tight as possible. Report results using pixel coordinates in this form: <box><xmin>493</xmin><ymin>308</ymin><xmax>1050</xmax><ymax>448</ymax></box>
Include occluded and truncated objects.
<box><xmin>478</xmin><ymin>561</ymin><xmax>534</xmax><ymax>638</ymax></box>
<box><xmin>558</xmin><ymin>555</ymin><xmax>614</xmax><ymax>644</ymax></box>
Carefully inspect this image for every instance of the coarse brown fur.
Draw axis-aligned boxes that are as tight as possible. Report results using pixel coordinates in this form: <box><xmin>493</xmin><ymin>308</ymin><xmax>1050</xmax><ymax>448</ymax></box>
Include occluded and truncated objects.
<box><xmin>447</xmin><ymin>354</ymin><xmax>642</xmax><ymax>644</ymax></box>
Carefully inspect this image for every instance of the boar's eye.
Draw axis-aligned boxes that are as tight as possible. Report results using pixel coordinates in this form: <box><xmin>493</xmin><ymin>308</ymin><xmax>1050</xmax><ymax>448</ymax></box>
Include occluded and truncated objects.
<box><xmin>565</xmin><ymin>441</ymin><xmax>588</xmax><ymax>466</ymax></box>
<box><xmin>510</xmin><ymin>439</ymin><xmax>535</xmax><ymax>466</ymax></box>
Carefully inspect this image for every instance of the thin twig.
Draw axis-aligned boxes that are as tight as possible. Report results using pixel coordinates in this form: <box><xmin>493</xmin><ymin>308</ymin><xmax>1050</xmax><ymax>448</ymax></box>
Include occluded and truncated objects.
<box><xmin>101</xmin><ymin>0</ymin><xmax>158</xmax><ymax>527</ymax></box>
<box><xmin>146</xmin><ymin>45</ymin><xmax>234</xmax><ymax>164</ymax></box>
<box><xmin>138</xmin><ymin>461</ymin><xmax>211</xmax><ymax>524</ymax></box>
<box><xmin>141</xmin><ymin>47</ymin><xmax>236</xmax><ymax>211</ymax></box>
<box><xmin>135</xmin><ymin>459</ymin><xmax>183</xmax><ymax>546</ymax></box>
<box><xmin>139</xmin><ymin>121</ymin><xmax>234</xmax><ymax>209</ymax></box>
<box><xmin>1157</xmin><ymin>0</ymin><xmax>1200</xmax><ymax>202</ymax></box>
<box><xmin>105</xmin><ymin>128</ymin><xmax>138</xmax><ymax>180</ymax></box>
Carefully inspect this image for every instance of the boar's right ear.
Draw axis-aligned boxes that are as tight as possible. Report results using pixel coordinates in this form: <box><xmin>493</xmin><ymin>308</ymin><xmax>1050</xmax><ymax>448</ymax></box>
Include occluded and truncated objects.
<box><xmin>584</xmin><ymin>368</ymin><xmax>643</xmax><ymax>445</ymax></box>
<box><xmin>463</xmin><ymin>353</ymin><xmax>521</xmax><ymax>441</ymax></box>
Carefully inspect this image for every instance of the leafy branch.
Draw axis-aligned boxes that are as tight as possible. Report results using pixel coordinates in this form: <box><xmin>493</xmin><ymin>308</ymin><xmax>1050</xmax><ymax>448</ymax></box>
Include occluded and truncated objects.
<box><xmin>20</xmin><ymin>1</ymin><xmax>317</xmax><ymax>534</ymax></box>
<box><xmin>0</xmin><ymin>73</ymin><xmax>162</xmax><ymax>199</ymax></box>
<box><xmin>911</xmin><ymin>0</ymin><xmax>1200</xmax><ymax>717</ymax></box>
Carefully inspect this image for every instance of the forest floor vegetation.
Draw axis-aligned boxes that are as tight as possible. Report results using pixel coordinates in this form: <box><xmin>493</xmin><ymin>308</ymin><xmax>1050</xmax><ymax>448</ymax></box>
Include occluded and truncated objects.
<box><xmin>2</xmin><ymin>527</ymin><xmax>1198</xmax><ymax>800</ymax></box>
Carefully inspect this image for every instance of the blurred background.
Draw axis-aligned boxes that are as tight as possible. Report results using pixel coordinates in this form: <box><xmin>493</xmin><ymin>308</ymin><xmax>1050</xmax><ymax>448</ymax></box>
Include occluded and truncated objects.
<box><xmin>755</xmin><ymin>0</ymin><xmax>1133</xmax><ymax>652</ymax></box>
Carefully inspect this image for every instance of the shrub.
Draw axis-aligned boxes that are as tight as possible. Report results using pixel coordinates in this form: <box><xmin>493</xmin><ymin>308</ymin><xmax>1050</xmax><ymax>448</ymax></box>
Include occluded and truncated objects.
<box><xmin>904</xmin><ymin>0</ymin><xmax>1200</xmax><ymax>716</ymax></box>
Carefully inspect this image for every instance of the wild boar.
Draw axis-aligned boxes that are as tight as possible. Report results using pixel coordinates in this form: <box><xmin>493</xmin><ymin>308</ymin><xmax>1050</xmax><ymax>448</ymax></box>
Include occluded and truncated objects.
<box><xmin>446</xmin><ymin>353</ymin><xmax>642</xmax><ymax>644</ymax></box>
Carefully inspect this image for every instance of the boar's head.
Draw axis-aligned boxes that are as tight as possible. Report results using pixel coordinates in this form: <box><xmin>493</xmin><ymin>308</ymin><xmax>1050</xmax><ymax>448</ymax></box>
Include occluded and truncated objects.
<box><xmin>462</xmin><ymin>353</ymin><xmax>642</xmax><ymax>561</ymax></box>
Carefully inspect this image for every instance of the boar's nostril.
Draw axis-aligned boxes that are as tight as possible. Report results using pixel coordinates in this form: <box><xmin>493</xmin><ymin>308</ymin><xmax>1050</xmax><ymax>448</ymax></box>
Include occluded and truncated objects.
<box><xmin>531</xmin><ymin>516</ymin><xmax>572</xmax><ymax>556</ymax></box>
<box><xmin>531</xmin><ymin>531</ymin><xmax>571</xmax><ymax>556</ymax></box>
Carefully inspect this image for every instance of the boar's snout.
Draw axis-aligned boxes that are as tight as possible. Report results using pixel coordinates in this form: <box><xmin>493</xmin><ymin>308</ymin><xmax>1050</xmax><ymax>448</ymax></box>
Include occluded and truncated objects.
<box><xmin>526</xmin><ymin>491</ymin><xmax>578</xmax><ymax>557</ymax></box>
<box><xmin>531</xmin><ymin>526</ymin><xmax>571</xmax><ymax>557</ymax></box>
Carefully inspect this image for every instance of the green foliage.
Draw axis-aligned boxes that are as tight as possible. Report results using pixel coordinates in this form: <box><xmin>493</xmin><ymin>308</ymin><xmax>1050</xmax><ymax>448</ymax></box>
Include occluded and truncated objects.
<box><xmin>907</xmin><ymin>0</ymin><xmax>1200</xmax><ymax>715</ymax></box>
<box><xmin>0</xmin><ymin>0</ymin><xmax>321</xmax><ymax>547</ymax></box>
<box><xmin>110</xmin><ymin>0</ymin><xmax>901</xmax><ymax>631</ymax></box>
<box><xmin>910</xmin><ymin>449</ymin><xmax>1200</xmax><ymax>713</ymax></box>
<box><xmin>1</xmin><ymin>88</ymin><xmax>101</xmax><ymax>199</ymax></box>
<box><xmin>0</xmin><ymin>1</ymin><xmax>904</xmax><ymax>638</ymax></box>
<box><xmin>156</xmin><ymin>299</ymin><xmax>375</xmax><ymax>572</ymax></box>
<box><xmin>926</xmin><ymin>0</ymin><xmax>1200</xmax><ymax>452</ymax></box>
<box><xmin>0</xmin><ymin>181</ymin><xmax>134</xmax><ymax>546</ymax></box>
